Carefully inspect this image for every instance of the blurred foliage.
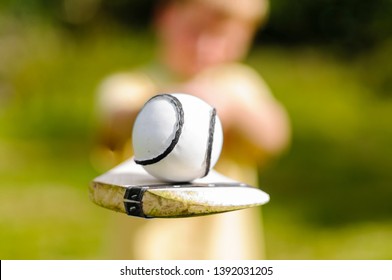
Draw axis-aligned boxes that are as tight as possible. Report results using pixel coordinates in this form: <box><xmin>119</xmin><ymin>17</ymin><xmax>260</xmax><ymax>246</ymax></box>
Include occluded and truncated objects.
<box><xmin>248</xmin><ymin>47</ymin><xmax>392</xmax><ymax>223</ymax></box>
<box><xmin>261</xmin><ymin>0</ymin><xmax>392</xmax><ymax>52</ymax></box>
<box><xmin>355</xmin><ymin>40</ymin><xmax>392</xmax><ymax>98</ymax></box>
<box><xmin>2</xmin><ymin>0</ymin><xmax>392</xmax><ymax>54</ymax></box>
<box><xmin>1</xmin><ymin>0</ymin><xmax>392</xmax><ymax>259</ymax></box>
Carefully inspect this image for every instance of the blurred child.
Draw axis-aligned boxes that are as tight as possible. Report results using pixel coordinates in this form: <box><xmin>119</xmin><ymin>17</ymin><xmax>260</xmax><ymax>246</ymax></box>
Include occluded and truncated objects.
<box><xmin>93</xmin><ymin>0</ymin><xmax>290</xmax><ymax>259</ymax></box>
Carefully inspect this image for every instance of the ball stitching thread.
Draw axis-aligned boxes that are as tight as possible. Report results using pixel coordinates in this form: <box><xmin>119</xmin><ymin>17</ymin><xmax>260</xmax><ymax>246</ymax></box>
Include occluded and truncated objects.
<box><xmin>134</xmin><ymin>94</ymin><xmax>184</xmax><ymax>165</ymax></box>
<box><xmin>202</xmin><ymin>108</ymin><xmax>216</xmax><ymax>177</ymax></box>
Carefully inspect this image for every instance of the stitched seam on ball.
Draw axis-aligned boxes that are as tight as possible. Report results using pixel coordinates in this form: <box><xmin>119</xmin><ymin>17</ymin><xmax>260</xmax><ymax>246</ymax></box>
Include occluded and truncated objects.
<box><xmin>134</xmin><ymin>94</ymin><xmax>184</xmax><ymax>165</ymax></box>
<box><xmin>202</xmin><ymin>108</ymin><xmax>216</xmax><ymax>177</ymax></box>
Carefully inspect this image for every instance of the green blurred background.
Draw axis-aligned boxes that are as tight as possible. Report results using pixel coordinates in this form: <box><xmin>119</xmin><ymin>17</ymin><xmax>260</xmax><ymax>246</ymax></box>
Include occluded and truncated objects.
<box><xmin>1</xmin><ymin>0</ymin><xmax>391</xmax><ymax>259</ymax></box>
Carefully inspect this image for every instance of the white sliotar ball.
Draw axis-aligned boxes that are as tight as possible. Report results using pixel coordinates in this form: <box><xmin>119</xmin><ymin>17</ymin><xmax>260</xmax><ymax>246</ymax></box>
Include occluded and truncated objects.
<box><xmin>132</xmin><ymin>93</ymin><xmax>223</xmax><ymax>182</ymax></box>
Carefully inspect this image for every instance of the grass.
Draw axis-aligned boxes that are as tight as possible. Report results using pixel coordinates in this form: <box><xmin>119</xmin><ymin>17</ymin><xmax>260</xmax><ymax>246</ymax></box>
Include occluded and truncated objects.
<box><xmin>1</xmin><ymin>13</ymin><xmax>392</xmax><ymax>259</ymax></box>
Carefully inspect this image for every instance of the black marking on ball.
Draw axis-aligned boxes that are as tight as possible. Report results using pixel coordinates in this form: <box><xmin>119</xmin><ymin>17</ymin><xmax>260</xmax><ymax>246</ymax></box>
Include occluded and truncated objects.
<box><xmin>134</xmin><ymin>94</ymin><xmax>184</xmax><ymax>166</ymax></box>
<box><xmin>202</xmin><ymin>108</ymin><xmax>216</xmax><ymax>177</ymax></box>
